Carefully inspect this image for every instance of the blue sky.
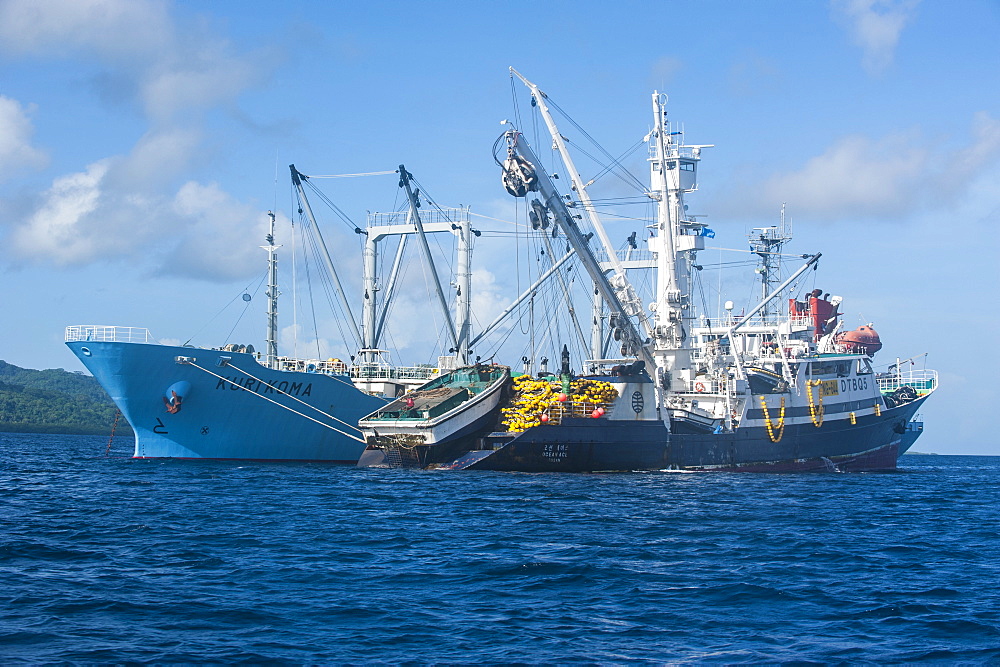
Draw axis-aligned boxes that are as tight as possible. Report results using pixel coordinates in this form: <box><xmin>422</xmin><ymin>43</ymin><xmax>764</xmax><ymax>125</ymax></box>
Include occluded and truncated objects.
<box><xmin>1</xmin><ymin>0</ymin><xmax>997</xmax><ymax>454</ymax></box>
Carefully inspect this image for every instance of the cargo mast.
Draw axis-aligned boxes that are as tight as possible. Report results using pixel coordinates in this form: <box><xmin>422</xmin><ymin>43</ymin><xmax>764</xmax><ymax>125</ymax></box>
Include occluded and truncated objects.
<box><xmin>263</xmin><ymin>210</ymin><xmax>280</xmax><ymax>369</ymax></box>
<box><xmin>648</xmin><ymin>92</ymin><xmax>712</xmax><ymax>390</ymax></box>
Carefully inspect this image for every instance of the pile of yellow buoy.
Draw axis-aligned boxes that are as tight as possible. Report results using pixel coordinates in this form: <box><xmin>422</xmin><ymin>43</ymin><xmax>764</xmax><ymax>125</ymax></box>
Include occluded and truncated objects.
<box><xmin>500</xmin><ymin>375</ymin><xmax>619</xmax><ymax>433</ymax></box>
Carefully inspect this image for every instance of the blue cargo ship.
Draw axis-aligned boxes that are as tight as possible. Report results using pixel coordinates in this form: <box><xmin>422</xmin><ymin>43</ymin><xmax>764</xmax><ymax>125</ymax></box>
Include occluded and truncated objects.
<box><xmin>66</xmin><ymin>165</ymin><xmax>473</xmax><ymax>462</ymax></box>
<box><xmin>66</xmin><ymin>331</ymin><xmax>386</xmax><ymax>461</ymax></box>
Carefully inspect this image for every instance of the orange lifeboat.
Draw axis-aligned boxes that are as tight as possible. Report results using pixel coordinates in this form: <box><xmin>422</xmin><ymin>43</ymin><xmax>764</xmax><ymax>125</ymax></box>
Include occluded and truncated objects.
<box><xmin>837</xmin><ymin>325</ymin><xmax>883</xmax><ymax>355</ymax></box>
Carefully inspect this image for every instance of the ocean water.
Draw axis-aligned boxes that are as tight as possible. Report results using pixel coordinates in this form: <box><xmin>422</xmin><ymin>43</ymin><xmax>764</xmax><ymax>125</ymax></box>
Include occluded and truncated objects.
<box><xmin>2</xmin><ymin>433</ymin><xmax>999</xmax><ymax>663</ymax></box>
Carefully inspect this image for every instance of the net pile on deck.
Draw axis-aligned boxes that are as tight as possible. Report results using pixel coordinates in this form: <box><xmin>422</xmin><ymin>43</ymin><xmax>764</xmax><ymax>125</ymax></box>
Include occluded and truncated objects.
<box><xmin>500</xmin><ymin>376</ymin><xmax>619</xmax><ymax>432</ymax></box>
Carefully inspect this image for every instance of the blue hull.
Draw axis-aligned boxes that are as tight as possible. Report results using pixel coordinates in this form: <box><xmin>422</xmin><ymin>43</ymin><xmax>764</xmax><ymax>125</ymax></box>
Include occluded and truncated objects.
<box><xmin>67</xmin><ymin>341</ymin><xmax>387</xmax><ymax>461</ymax></box>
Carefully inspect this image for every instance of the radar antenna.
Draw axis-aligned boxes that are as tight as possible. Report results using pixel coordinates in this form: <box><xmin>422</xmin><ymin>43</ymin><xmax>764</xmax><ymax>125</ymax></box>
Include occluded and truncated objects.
<box><xmin>748</xmin><ymin>204</ymin><xmax>793</xmax><ymax>324</ymax></box>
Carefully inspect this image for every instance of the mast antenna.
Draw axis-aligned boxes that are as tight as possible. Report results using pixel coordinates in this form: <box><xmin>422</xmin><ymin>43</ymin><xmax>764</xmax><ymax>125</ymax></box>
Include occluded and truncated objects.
<box><xmin>748</xmin><ymin>203</ymin><xmax>793</xmax><ymax>324</ymax></box>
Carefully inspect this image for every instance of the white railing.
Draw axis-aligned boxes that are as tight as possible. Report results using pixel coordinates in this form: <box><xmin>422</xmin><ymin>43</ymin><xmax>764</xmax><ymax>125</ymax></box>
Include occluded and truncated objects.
<box><xmin>65</xmin><ymin>325</ymin><xmax>154</xmax><ymax>343</ymax></box>
<box><xmin>275</xmin><ymin>357</ymin><xmax>440</xmax><ymax>381</ymax></box>
<box><xmin>876</xmin><ymin>369</ymin><xmax>938</xmax><ymax>396</ymax></box>
<box><xmin>696</xmin><ymin>314</ymin><xmax>813</xmax><ymax>332</ymax></box>
<box><xmin>737</xmin><ymin>314</ymin><xmax>813</xmax><ymax>329</ymax></box>
<box><xmin>272</xmin><ymin>356</ymin><xmax>441</xmax><ymax>381</ymax></box>
<box><xmin>367</xmin><ymin>207</ymin><xmax>469</xmax><ymax>228</ymax></box>
<box><xmin>276</xmin><ymin>357</ymin><xmax>350</xmax><ymax>375</ymax></box>
<box><xmin>350</xmin><ymin>365</ymin><xmax>439</xmax><ymax>381</ymax></box>
<box><xmin>592</xmin><ymin>248</ymin><xmax>656</xmax><ymax>264</ymax></box>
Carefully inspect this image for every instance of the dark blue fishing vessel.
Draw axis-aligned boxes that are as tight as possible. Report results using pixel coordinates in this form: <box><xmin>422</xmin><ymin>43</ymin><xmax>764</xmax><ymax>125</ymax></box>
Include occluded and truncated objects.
<box><xmin>389</xmin><ymin>70</ymin><xmax>936</xmax><ymax>472</ymax></box>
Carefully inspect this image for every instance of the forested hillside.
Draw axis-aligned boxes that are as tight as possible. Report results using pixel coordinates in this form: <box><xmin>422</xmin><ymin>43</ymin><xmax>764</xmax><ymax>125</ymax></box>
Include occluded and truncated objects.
<box><xmin>0</xmin><ymin>361</ymin><xmax>132</xmax><ymax>436</ymax></box>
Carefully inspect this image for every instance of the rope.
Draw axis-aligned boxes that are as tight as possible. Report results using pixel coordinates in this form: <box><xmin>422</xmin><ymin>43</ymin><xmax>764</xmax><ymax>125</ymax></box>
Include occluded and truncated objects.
<box><xmin>185</xmin><ymin>361</ymin><xmax>366</xmax><ymax>443</ymax></box>
<box><xmin>301</xmin><ymin>178</ymin><xmax>361</xmax><ymax>234</ymax></box>
<box><xmin>223</xmin><ymin>272</ymin><xmax>266</xmax><ymax>347</ymax></box>
<box><xmin>307</xmin><ymin>171</ymin><xmax>397</xmax><ymax>178</ymax></box>
<box><xmin>105</xmin><ymin>409</ymin><xmax>122</xmax><ymax>456</ymax></box>
<box><xmin>225</xmin><ymin>361</ymin><xmax>365</xmax><ymax>433</ymax></box>
<box><xmin>760</xmin><ymin>395</ymin><xmax>785</xmax><ymax>443</ymax></box>
<box><xmin>544</xmin><ymin>96</ymin><xmax>648</xmax><ymax>193</ymax></box>
<box><xmin>468</xmin><ymin>211</ymin><xmax>522</xmax><ymax>227</ymax></box>
<box><xmin>182</xmin><ymin>274</ymin><xmax>265</xmax><ymax>347</ymax></box>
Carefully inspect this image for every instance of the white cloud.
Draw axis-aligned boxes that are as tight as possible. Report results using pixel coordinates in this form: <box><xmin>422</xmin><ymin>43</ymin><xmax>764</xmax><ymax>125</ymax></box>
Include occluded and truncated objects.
<box><xmin>650</xmin><ymin>57</ymin><xmax>682</xmax><ymax>88</ymax></box>
<box><xmin>382</xmin><ymin>292</ymin><xmax>445</xmax><ymax>356</ymax></box>
<box><xmin>832</xmin><ymin>0</ymin><xmax>920</xmax><ymax>75</ymax></box>
<box><xmin>0</xmin><ymin>0</ymin><xmax>270</xmax><ymax>123</ymax></box>
<box><xmin>10</xmin><ymin>160</ymin><xmax>276</xmax><ymax>280</ymax></box>
<box><xmin>725</xmin><ymin>112</ymin><xmax>1000</xmax><ymax>222</ymax></box>
<box><xmin>140</xmin><ymin>47</ymin><xmax>261</xmax><ymax>123</ymax></box>
<box><xmin>114</xmin><ymin>127</ymin><xmax>202</xmax><ymax>190</ymax></box>
<box><xmin>279</xmin><ymin>323</ymin><xmax>337</xmax><ymax>362</ymax></box>
<box><xmin>1</xmin><ymin>0</ymin><xmax>276</xmax><ymax>280</ymax></box>
<box><xmin>761</xmin><ymin>133</ymin><xmax>926</xmax><ymax>219</ymax></box>
<box><xmin>0</xmin><ymin>0</ymin><xmax>171</xmax><ymax>61</ymax></box>
<box><xmin>161</xmin><ymin>181</ymin><xmax>271</xmax><ymax>281</ymax></box>
<box><xmin>945</xmin><ymin>111</ymin><xmax>1000</xmax><ymax>190</ymax></box>
<box><xmin>470</xmin><ymin>268</ymin><xmax>510</xmax><ymax>335</ymax></box>
<box><xmin>0</xmin><ymin>0</ymin><xmax>269</xmax><ymax>122</ymax></box>
<box><xmin>12</xmin><ymin>160</ymin><xmax>109</xmax><ymax>263</ymax></box>
<box><xmin>0</xmin><ymin>95</ymin><xmax>48</xmax><ymax>180</ymax></box>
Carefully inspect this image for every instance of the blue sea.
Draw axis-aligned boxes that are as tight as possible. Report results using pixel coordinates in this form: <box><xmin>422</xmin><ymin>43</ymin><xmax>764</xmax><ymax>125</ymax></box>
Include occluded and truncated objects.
<box><xmin>2</xmin><ymin>433</ymin><xmax>999</xmax><ymax>663</ymax></box>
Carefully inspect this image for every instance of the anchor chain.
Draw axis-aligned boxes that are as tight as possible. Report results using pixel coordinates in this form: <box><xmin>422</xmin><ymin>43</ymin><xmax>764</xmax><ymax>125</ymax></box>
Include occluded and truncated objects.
<box><xmin>105</xmin><ymin>409</ymin><xmax>122</xmax><ymax>456</ymax></box>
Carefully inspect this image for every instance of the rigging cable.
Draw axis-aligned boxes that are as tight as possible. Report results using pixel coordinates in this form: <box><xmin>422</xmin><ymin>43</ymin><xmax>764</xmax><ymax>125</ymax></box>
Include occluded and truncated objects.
<box><xmin>225</xmin><ymin>361</ymin><xmax>364</xmax><ymax>430</ymax></box>
<box><xmin>300</xmin><ymin>227</ymin><xmax>326</xmax><ymax>359</ymax></box>
<box><xmin>509</xmin><ymin>72</ymin><xmax>524</xmax><ymax>133</ymax></box>
<box><xmin>585</xmin><ymin>137</ymin><xmax>649</xmax><ymax>190</ymax></box>
<box><xmin>223</xmin><ymin>272</ymin><xmax>268</xmax><ymax>347</ymax></box>
<box><xmin>307</xmin><ymin>171</ymin><xmax>397</xmax><ymax>178</ymax></box>
<box><xmin>184</xmin><ymin>361</ymin><xmax>365</xmax><ymax>443</ymax></box>
<box><xmin>544</xmin><ymin>95</ymin><xmax>648</xmax><ymax>192</ymax></box>
<box><xmin>180</xmin><ymin>284</ymin><xmax>255</xmax><ymax>348</ymax></box>
<box><xmin>303</xmin><ymin>178</ymin><xmax>363</xmax><ymax>235</ymax></box>
<box><xmin>560</xmin><ymin>135</ymin><xmax>647</xmax><ymax>195</ymax></box>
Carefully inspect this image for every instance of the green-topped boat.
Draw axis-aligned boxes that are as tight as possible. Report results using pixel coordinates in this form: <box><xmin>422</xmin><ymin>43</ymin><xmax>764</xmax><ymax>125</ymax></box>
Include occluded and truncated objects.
<box><xmin>357</xmin><ymin>364</ymin><xmax>510</xmax><ymax>468</ymax></box>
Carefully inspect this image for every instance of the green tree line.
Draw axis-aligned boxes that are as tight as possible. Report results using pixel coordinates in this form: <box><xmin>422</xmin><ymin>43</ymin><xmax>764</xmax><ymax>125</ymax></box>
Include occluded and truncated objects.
<box><xmin>0</xmin><ymin>361</ymin><xmax>133</xmax><ymax>436</ymax></box>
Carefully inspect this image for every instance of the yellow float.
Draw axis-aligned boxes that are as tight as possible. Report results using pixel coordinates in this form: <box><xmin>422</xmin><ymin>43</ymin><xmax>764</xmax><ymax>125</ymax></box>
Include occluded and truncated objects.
<box><xmin>501</xmin><ymin>376</ymin><xmax>619</xmax><ymax>433</ymax></box>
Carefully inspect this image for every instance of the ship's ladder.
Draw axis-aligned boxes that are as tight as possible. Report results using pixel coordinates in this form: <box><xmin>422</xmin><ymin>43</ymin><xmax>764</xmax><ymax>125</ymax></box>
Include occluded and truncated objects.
<box><xmin>385</xmin><ymin>447</ymin><xmax>403</xmax><ymax>468</ymax></box>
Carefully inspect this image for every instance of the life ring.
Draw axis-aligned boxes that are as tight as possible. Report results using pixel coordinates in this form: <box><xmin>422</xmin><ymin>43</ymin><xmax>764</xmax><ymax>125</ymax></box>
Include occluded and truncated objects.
<box><xmin>694</xmin><ymin>382</ymin><xmax>706</xmax><ymax>392</ymax></box>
